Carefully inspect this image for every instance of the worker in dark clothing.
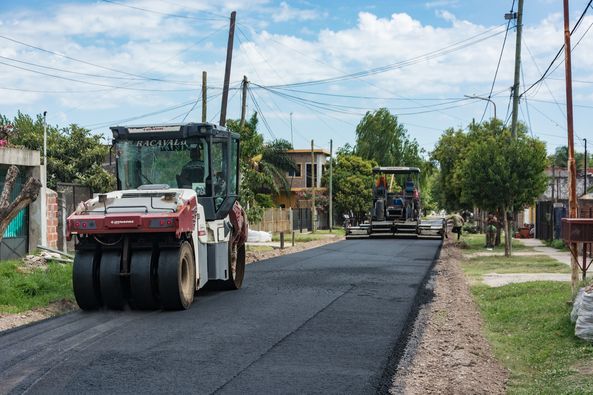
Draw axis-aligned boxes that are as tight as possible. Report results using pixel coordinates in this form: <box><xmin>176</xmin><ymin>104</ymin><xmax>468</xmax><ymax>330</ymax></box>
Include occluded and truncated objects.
<box><xmin>178</xmin><ymin>146</ymin><xmax>205</xmax><ymax>189</ymax></box>
<box><xmin>486</xmin><ymin>213</ymin><xmax>497</xmax><ymax>250</ymax></box>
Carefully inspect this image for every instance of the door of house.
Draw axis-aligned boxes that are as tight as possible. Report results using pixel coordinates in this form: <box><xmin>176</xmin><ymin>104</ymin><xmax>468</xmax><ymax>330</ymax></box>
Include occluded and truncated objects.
<box><xmin>0</xmin><ymin>165</ymin><xmax>29</xmax><ymax>260</ymax></box>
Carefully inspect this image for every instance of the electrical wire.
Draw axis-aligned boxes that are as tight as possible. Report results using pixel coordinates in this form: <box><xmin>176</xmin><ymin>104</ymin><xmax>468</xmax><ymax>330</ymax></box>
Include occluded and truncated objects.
<box><xmin>479</xmin><ymin>0</ymin><xmax>515</xmax><ymax>123</ymax></box>
<box><xmin>520</xmin><ymin>0</ymin><xmax>593</xmax><ymax>97</ymax></box>
<box><xmin>101</xmin><ymin>0</ymin><xmax>227</xmax><ymax>21</ymax></box>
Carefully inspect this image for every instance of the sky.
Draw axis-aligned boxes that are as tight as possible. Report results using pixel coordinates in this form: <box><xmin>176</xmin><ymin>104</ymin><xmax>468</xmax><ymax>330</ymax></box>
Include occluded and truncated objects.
<box><xmin>1</xmin><ymin>0</ymin><xmax>592</xmax><ymax>156</ymax></box>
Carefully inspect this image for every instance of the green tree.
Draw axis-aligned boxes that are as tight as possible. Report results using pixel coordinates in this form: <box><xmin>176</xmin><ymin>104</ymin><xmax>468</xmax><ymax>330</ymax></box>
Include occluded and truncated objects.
<box><xmin>324</xmin><ymin>152</ymin><xmax>376</xmax><ymax>223</ymax></box>
<box><xmin>226</xmin><ymin>113</ymin><xmax>295</xmax><ymax>223</ymax></box>
<box><xmin>460</xmin><ymin>128</ymin><xmax>547</xmax><ymax>256</ymax></box>
<box><xmin>1</xmin><ymin>112</ymin><xmax>115</xmax><ymax>192</ymax></box>
<box><xmin>355</xmin><ymin>108</ymin><xmax>422</xmax><ymax>168</ymax></box>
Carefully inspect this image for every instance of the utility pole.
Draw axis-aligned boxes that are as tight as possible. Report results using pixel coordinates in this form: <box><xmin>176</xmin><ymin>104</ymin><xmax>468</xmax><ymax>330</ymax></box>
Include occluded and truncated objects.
<box><xmin>329</xmin><ymin>139</ymin><xmax>333</xmax><ymax>232</ymax></box>
<box><xmin>219</xmin><ymin>11</ymin><xmax>236</xmax><ymax>127</ymax></box>
<box><xmin>584</xmin><ymin>138</ymin><xmax>588</xmax><ymax>196</ymax></box>
<box><xmin>202</xmin><ymin>71</ymin><xmax>207</xmax><ymax>123</ymax></box>
<box><xmin>510</xmin><ymin>0</ymin><xmax>524</xmax><ymax>138</ymax></box>
<box><xmin>240</xmin><ymin>75</ymin><xmax>248</xmax><ymax>128</ymax></box>
<box><xmin>41</xmin><ymin>111</ymin><xmax>47</xmax><ymax>247</ymax></box>
<box><xmin>563</xmin><ymin>0</ymin><xmax>579</xmax><ymax>291</ymax></box>
<box><xmin>311</xmin><ymin>140</ymin><xmax>316</xmax><ymax>233</ymax></box>
<box><xmin>289</xmin><ymin>112</ymin><xmax>293</xmax><ymax>147</ymax></box>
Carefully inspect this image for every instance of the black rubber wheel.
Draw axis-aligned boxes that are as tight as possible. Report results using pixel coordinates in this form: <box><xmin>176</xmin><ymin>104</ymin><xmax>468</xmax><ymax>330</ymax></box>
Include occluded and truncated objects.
<box><xmin>129</xmin><ymin>249</ymin><xmax>159</xmax><ymax>310</ymax></box>
<box><xmin>225</xmin><ymin>242</ymin><xmax>246</xmax><ymax>290</ymax></box>
<box><xmin>73</xmin><ymin>250</ymin><xmax>102</xmax><ymax>310</ymax></box>
<box><xmin>99</xmin><ymin>250</ymin><xmax>126</xmax><ymax>310</ymax></box>
<box><xmin>158</xmin><ymin>242</ymin><xmax>196</xmax><ymax>310</ymax></box>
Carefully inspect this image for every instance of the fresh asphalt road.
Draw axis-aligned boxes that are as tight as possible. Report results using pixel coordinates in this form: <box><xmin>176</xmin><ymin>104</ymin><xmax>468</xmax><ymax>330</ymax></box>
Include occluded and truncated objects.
<box><xmin>0</xmin><ymin>237</ymin><xmax>441</xmax><ymax>394</ymax></box>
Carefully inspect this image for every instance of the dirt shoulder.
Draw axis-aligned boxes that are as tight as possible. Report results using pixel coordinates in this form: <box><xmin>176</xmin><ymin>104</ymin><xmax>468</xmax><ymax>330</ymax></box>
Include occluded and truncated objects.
<box><xmin>391</xmin><ymin>241</ymin><xmax>508</xmax><ymax>394</ymax></box>
<box><xmin>0</xmin><ymin>236</ymin><xmax>344</xmax><ymax>333</ymax></box>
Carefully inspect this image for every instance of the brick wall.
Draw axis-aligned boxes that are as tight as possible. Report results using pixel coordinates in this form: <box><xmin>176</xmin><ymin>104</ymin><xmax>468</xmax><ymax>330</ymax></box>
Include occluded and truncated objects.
<box><xmin>46</xmin><ymin>189</ymin><xmax>58</xmax><ymax>249</ymax></box>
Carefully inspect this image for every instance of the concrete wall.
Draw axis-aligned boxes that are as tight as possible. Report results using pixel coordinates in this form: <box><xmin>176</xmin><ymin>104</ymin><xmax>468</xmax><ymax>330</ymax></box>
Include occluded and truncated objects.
<box><xmin>0</xmin><ymin>147</ymin><xmax>43</xmax><ymax>253</ymax></box>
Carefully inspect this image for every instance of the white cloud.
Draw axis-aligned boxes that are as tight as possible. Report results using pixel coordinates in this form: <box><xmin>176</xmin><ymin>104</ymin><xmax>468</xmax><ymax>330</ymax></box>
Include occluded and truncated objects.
<box><xmin>271</xmin><ymin>2</ymin><xmax>320</xmax><ymax>22</ymax></box>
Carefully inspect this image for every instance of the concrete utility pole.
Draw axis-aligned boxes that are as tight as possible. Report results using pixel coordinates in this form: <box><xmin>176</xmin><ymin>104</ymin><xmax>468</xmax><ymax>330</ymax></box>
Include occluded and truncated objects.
<box><xmin>289</xmin><ymin>112</ymin><xmax>293</xmax><ymax>147</ymax></box>
<box><xmin>329</xmin><ymin>139</ymin><xmax>333</xmax><ymax>231</ymax></box>
<box><xmin>311</xmin><ymin>140</ymin><xmax>316</xmax><ymax>233</ymax></box>
<box><xmin>510</xmin><ymin>0</ymin><xmax>524</xmax><ymax>138</ymax></box>
<box><xmin>219</xmin><ymin>11</ymin><xmax>236</xmax><ymax>127</ymax></box>
<box><xmin>240</xmin><ymin>75</ymin><xmax>248</xmax><ymax>128</ymax></box>
<box><xmin>201</xmin><ymin>71</ymin><xmax>207</xmax><ymax>123</ymax></box>
<box><xmin>41</xmin><ymin>111</ymin><xmax>47</xmax><ymax>247</ymax></box>
<box><xmin>563</xmin><ymin>0</ymin><xmax>579</xmax><ymax>291</ymax></box>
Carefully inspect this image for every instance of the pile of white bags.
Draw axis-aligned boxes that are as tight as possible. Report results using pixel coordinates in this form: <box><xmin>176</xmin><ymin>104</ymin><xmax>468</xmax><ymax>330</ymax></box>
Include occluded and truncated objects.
<box><xmin>247</xmin><ymin>229</ymin><xmax>272</xmax><ymax>243</ymax></box>
<box><xmin>572</xmin><ymin>286</ymin><xmax>593</xmax><ymax>341</ymax></box>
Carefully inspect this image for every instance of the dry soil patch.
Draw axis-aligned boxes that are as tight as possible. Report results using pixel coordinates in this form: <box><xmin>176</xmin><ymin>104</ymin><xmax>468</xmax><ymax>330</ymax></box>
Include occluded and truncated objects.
<box><xmin>391</xmin><ymin>241</ymin><xmax>508</xmax><ymax>394</ymax></box>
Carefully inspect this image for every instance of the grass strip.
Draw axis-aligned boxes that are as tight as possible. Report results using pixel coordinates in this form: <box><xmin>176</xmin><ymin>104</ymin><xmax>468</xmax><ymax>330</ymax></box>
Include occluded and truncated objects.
<box><xmin>0</xmin><ymin>260</ymin><xmax>73</xmax><ymax>314</ymax></box>
<box><xmin>472</xmin><ymin>281</ymin><xmax>593</xmax><ymax>394</ymax></box>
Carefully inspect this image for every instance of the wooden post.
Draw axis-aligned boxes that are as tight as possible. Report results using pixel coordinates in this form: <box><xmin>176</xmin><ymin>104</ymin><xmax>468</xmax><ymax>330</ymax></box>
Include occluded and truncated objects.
<box><xmin>563</xmin><ymin>0</ymin><xmax>580</xmax><ymax>292</ymax></box>
<box><xmin>311</xmin><ymin>140</ymin><xmax>316</xmax><ymax>233</ymax></box>
<box><xmin>219</xmin><ymin>11</ymin><xmax>236</xmax><ymax>127</ymax></box>
<box><xmin>240</xmin><ymin>75</ymin><xmax>248</xmax><ymax>128</ymax></box>
<box><xmin>202</xmin><ymin>71</ymin><xmax>207</xmax><ymax>122</ymax></box>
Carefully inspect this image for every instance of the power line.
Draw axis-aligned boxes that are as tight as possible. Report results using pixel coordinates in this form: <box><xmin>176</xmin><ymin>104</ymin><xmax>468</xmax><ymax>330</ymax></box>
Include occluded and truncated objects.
<box><xmin>101</xmin><ymin>0</ymin><xmax>227</xmax><ymax>21</ymax></box>
<box><xmin>248</xmin><ymin>87</ymin><xmax>276</xmax><ymax>139</ymax></box>
<box><xmin>479</xmin><ymin>0</ymin><xmax>515</xmax><ymax>123</ymax></box>
<box><xmin>520</xmin><ymin>0</ymin><xmax>593</xmax><ymax>97</ymax></box>
<box><xmin>264</xmin><ymin>25</ymin><xmax>509</xmax><ymax>89</ymax></box>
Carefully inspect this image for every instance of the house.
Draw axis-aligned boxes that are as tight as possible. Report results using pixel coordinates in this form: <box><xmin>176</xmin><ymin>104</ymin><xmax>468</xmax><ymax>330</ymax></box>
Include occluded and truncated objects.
<box><xmin>275</xmin><ymin>148</ymin><xmax>331</xmax><ymax>208</ymax></box>
<box><xmin>532</xmin><ymin>167</ymin><xmax>593</xmax><ymax>240</ymax></box>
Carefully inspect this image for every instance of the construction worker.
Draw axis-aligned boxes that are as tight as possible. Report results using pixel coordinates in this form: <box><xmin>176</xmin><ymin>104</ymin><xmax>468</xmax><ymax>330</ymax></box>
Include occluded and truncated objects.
<box><xmin>485</xmin><ymin>213</ymin><xmax>497</xmax><ymax>250</ymax></box>
<box><xmin>448</xmin><ymin>211</ymin><xmax>465</xmax><ymax>240</ymax></box>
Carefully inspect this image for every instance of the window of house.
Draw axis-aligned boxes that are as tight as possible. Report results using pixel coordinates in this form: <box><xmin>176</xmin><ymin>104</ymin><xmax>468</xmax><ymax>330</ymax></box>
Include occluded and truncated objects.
<box><xmin>288</xmin><ymin>163</ymin><xmax>302</xmax><ymax>177</ymax></box>
<box><xmin>306</xmin><ymin>163</ymin><xmax>318</xmax><ymax>188</ymax></box>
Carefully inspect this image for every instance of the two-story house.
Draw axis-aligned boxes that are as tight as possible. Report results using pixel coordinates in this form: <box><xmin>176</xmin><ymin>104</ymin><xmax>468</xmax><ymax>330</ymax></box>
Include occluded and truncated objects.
<box><xmin>275</xmin><ymin>148</ymin><xmax>330</xmax><ymax>208</ymax></box>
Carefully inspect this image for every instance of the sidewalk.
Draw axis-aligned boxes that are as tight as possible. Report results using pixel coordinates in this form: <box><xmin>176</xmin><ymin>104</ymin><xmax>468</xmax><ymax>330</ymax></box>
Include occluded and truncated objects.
<box><xmin>518</xmin><ymin>238</ymin><xmax>572</xmax><ymax>266</ymax></box>
<box><xmin>475</xmin><ymin>238</ymin><xmax>572</xmax><ymax>287</ymax></box>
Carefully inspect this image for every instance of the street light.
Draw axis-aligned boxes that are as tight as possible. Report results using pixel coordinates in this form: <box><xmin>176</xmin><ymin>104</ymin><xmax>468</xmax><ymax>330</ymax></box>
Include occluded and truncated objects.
<box><xmin>465</xmin><ymin>95</ymin><xmax>497</xmax><ymax>120</ymax></box>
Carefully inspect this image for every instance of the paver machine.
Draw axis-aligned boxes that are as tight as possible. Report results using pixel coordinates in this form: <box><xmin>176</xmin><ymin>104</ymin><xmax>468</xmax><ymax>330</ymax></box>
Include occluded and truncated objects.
<box><xmin>67</xmin><ymin>123</ymin><xmax>248</xmax><ymax>310</ymax></box>
<box><xmin>345</xmin><ymin>166</ymin><xmax>421</xmax><ymax>236</ymax></box>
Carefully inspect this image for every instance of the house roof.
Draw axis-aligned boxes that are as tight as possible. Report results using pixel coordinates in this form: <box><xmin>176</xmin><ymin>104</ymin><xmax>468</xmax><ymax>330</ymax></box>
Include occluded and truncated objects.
<box><xmin>287</xmin><ymin>149</ymin><xmax>330</xmax><ymax>156</ymax></box>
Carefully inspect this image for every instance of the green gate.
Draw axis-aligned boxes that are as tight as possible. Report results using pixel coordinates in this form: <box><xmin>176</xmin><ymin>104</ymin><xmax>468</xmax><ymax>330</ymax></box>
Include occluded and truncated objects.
<box><xmin>0</xmin><ymin>165</ymin><xmax>29</xmax><ymax>260</ymax></box>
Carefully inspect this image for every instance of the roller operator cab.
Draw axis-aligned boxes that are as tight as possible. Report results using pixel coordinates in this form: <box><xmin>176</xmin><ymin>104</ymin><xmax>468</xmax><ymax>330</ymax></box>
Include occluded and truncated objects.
<box><xmin>67</xmin><ymin>123</ymin><xmax>248</xmax><ymax>311</ymax></box>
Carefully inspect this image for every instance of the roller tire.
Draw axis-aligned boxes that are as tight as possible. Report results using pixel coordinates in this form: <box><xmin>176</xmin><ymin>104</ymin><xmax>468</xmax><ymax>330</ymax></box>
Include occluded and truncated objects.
<box><xmin>72</xmin><ymin>250</ymin><xmax>102</xmax><ymax>310</ymax></box>
<box><xmin>129</xmin><ymin>249</ymin><xmax>159</xmax><ymax>310</ymax></box>
<box><xmin>99</xmin><ymin>250</ymin><xmax>126</xmax><ymax>310</ymax></box>
<box><xmin>221</xmin><ymin>242</ymin><xmax>246</xmax><ymax>290</ymax></box>
<box><xmin>158</xmin><ymin>242</ymin><xmax>195</xmax><ymax>310</ymax></box>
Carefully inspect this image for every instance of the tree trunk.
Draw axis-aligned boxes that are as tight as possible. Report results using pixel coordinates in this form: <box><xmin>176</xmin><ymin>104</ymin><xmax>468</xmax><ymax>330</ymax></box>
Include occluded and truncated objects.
<box><xmin>503</xmin><ymin>207</ymin><xmax>512</xmax><ymax>257</ymax></box>
<box><xmin>0</xmin><ymin>165</ymin><xmax>42</xmax><ymax>243</ymax></box>
<box><xmin>495</xmin><ymin>208</ymin><xmax>502</xmax><ymax>246</ymax></box>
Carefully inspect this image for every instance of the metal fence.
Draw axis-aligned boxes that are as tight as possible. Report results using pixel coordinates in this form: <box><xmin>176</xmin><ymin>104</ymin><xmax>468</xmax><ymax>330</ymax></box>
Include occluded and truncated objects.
<box><xmin>0</xmin><ymin>165</ymin><xmax>29</xmax><ymax>259</ymax></box>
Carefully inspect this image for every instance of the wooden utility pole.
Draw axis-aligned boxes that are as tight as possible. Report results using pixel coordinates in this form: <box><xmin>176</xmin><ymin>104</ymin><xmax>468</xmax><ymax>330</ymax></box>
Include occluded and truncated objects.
<box><xmin>240</xmin><ymin>75</ymin><xmax>248</xmax><ymax>128</ymax></box>
<box><xmin>329</xmin><ymin>139</ymin><xmax>333</xmax><ymax>232</ymax></box>
<box><xmin>510</xmin><ymin>0</ymin><xmax>524</xmax><ymax>138</ymax></box>
<box><xmin>563</xmin><ymin>0</ymin><xmax>579</xmax><ymax>292</ymax></box>
<box><xmin>311</xmin><ymin>140</ymin><xmax>316</xmax><ymax>233</ymax></box>
<box><xmin>584</xmin><ymin>138</ymin><xmax>588</xmax><ymax>196</ymax></box>
<box><xmin>219</xmin><ymin>11</ymin><xmax>236</xmax><ymax>127</ymax></box>
<box><xmin>202</xmin><ymin>71</ymin><xmax>207</xmax><ymax>123</ymax></box>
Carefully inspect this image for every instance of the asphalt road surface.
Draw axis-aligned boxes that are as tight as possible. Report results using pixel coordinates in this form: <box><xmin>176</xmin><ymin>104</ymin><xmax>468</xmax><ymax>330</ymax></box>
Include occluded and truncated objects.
<box><xmin>0</xmin><ymin>237</ymin><xmax>441</xmax><ymax>394</ymax></box>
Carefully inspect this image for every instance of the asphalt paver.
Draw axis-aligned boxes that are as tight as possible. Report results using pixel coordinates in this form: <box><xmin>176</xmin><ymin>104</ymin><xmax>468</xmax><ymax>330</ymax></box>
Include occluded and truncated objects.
<box><xmin>0</xmin><ymin>237</ymin><xmax>441</xmax><ymax>394</ymax></box>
